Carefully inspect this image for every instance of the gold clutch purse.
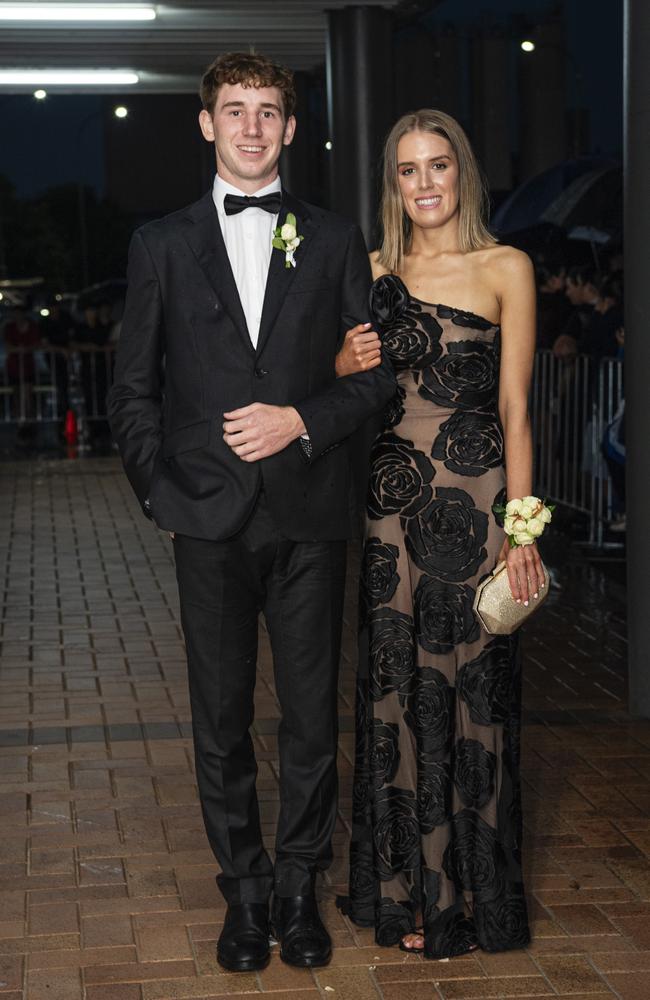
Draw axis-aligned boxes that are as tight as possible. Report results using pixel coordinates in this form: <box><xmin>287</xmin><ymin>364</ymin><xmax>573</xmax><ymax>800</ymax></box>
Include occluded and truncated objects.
<box><xmin>473</xmin><ymin>560</ymin><xmax>550</xmax><ymax>635</ymax></box>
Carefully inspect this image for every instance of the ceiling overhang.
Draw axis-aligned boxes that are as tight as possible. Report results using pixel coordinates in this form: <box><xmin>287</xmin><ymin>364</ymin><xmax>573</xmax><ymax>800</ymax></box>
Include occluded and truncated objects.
<box><xmin>0</xmin><ymin>1</ymin><xmax>401</xmax><ymax>92</ymax></box>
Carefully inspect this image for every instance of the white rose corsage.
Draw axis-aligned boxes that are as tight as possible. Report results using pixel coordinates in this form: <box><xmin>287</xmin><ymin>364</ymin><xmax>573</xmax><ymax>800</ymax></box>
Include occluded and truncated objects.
<box><xmin>272</xmin><ymin>212</ymin><xmax>304</xmax><ymax>268</ymax></box>
<box><xmin>492</xmin><ymin>496</ymin><xmax>555</xmax><ymax>547</ymax></box>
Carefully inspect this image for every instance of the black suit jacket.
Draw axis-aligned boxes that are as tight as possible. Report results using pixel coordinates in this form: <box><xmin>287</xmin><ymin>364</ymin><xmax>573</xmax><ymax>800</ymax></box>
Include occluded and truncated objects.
<box><xmin>107</xmin><ymin>188</ymin><xmax>395</xmax><ymax>542</ymax></box>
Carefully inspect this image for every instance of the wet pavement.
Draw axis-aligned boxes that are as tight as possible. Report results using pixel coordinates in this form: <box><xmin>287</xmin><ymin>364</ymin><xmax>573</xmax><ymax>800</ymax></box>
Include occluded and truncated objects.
<box><xmin>0</xmin><ymin>457</ymin><xmax>647</xmax><ymax>1000</ymax></box>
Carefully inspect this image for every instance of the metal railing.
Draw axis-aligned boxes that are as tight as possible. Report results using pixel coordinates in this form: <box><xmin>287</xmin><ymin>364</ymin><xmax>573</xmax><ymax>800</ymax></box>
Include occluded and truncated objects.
<box><xmin>532</xmin><ymin>349</ymin><xmax>624</xmax><ymax>546</ymax></box>
<box><xmin>1</xmin><ymin>345</ymin><xmax>624</xmax><ymax>545</ymax></box>
<box><xmin>0</xmin><ymin>346</ymin><xmax>115</xmax><ymax>445</ymax></box>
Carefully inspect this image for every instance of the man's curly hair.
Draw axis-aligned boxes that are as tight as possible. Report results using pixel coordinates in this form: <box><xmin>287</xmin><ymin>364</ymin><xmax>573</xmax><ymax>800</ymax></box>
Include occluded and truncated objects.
<box><xmin>200</xmin><ymin>51</ymin><xmax>296</xmax><ymax>118</ymax></box>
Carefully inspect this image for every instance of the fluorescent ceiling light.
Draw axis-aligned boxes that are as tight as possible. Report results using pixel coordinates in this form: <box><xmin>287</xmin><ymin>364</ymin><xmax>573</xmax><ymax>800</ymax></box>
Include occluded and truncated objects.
<box><xmin>0</xmin><ymin>5</ymin><xmax>155</xmax><ymax>21</ymax></box>
<box><xmin>0</xmin><ymin>70</ymin><xmax>139</xmax><ymax>84</ymax></box>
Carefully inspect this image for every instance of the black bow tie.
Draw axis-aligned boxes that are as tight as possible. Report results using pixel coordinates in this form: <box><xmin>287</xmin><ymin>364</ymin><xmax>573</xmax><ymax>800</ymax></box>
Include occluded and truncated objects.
<box><xmin>223</xmin><ymin>192</ymin><xmax>283</xmax><ymax>216</ymax></box>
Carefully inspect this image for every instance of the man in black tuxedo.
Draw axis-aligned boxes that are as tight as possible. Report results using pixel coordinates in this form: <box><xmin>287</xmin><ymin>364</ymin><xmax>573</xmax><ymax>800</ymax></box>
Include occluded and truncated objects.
<box><xmin>108</xmin><ymin>52</ymin><xmax>394</xmax><ymax>972</ymax></box>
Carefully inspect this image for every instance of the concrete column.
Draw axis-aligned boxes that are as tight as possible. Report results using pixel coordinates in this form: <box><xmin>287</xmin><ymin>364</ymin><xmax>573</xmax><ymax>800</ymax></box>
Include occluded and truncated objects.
<box><xmin>393</xmin><ymin>26</ymin><xmax>462</xmax><ymax>124</ymax></box>
<box><xmin>394</xmin><ymin>27</ymin><xmax>437</xmax><ymax>118</ymax></box>
<box><xmin>280</xmin><ymin>71</ymin><xmax>314</xmax><ymax>201</ymax></box>
<box><xmin>434</xmin><ymin>29</ymin><xmax>463</xmax><ymax>123</ymax></box>
<box><xmin>326</xmin><ymin>5</ymin><xmax>394</xmax><ymax>245</ymax></box>
<box><xmin>471</xmin><ymin>32</ymin><xmax>513</xmax><ymax>192</ymax></box>
<box><xmin>518</xmin><ymin>18</ymin><xmax>567</xmax><ymax>181</ymax></box>
<box><xmin>624</xmin><ymin>0</ymin><xmax>650</xmax><ymax>718</ymax></box>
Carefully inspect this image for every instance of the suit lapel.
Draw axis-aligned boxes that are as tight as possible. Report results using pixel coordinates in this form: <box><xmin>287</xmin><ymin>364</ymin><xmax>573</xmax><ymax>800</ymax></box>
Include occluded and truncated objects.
<box><xmin>255</xmin><ymin>190</ymin><xmax>315</xmax><ymax>359</ymax></box>
<box><xmin>180</xmin><ymin>192</ymin><xmax>253</xmax><ymax>353</ymax></box>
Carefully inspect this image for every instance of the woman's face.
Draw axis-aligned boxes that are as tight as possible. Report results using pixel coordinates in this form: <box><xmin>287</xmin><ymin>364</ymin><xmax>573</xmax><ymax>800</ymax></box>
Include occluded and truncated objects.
<box><xmin>396</xmin><ymin>129</ymin><xmax>460</xmax><ymax>230</ymax></box>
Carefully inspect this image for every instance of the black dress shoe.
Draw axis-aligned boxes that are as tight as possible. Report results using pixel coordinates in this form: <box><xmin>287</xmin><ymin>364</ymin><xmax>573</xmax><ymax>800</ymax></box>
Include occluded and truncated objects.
<box><xmin>217</xmin><ymin>902</ymin><xmax>270</xmax><ymax>972</ymax></box>
<box><xmin>272</xmin><ymin>895</ymin><xmax>332</xmax><ymax>968</ymax></box>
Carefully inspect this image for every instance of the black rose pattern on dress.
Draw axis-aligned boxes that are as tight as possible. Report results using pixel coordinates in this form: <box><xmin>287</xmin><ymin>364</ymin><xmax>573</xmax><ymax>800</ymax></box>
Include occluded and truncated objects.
<box><xmin>368</xmin><ymin>607</ymin><xmax>415</xmax><ymax>703</ymax></box>
<box><xmin>431</xmin><ymin>409</ymin><xmax>504</xmax><ymax>477</ymax></box>
<box><xmin>424</xmin><ymin>910</ymin><xmax>479</xmax><ymax>960</ymax></box>
<box><xmin>405</xmin><ymin>486</ymin><xmax>488</xmax><ymax>582</ymax></box>
<box><xmin>370</xmin><ymin>276</ymin><xmax>444</xmax><ymax>373</ymax></box>
<box><xmin>361</xmin><ymin>539</ymin><xmax>400</xmax><ymax>612</ymax></box>
<box><xmin>347</xmin><ymin>839</ymin><xmax>376</xmax><ymax>923</ymax></box>
<box><xmin>346</xmin><ymin>290</ymin><xmax>529</xmax><ymax>957</ymax></box>
<box><xmin>417</xmin><ymin>760</ymin><xmax>452</xmax><ymax>832</ymax></box>
<box><xmin>383</xmin><ymin>383</ymin><xmax>407</xmax><ymax>429</ymax></box>
<box><xmin>369</xmin><ymin>720</ymin><xmax>401</xmax><ymax>789</ymax></box>
<box><xmin>403</xmin><ymin>667</ymin><xmax>454</xmax><ymax>760</ymax></box>
<box><xmin>419</xmin><ymin>340</ymin><xmax>499</xmax><ymax>410</ymax></box>
<box><xmin>380</xmin><ymin>304</ymin><xmax>444</xmax><ymax>372</ymax></box>
<box><xmin>374</xmin><ymin>899</ymin><xmax>415</xmax><ymax>946</ymax></box>
<box><xmin>442</xmin><ymin>809</ymin><xmax>507</xmax><ymax>901</ymax></box>
<box><xmin>436</xmin><ymin>303</ymin><xmax>496</xmax><ymax>332</ymax></box>
<box><xmin>414</xmin><ymin>576</ymin><xmax>480</xmax><ymax>654</ymax></box>
<box><xmin>367</xmin><ymin>433</ymin><xmax>435</xmax><ymax>520</ymax></box>
<box><xmin>369</xmin><ymin>273</ymin><xmax>410</xmax><ymax>326</ymax></box>
<box><xmin>373</xmin><ymin>786</ymin><xmax>420</xmax><ymax>880</ymax></box>
<box><xmin>421</xmin><ymin>867</ymin><xmax>441</xmax><ymax>922</ymax></box>
<box><xmin>457</xmin><ymin>638</ymin><xmax>512</xmax><ymax>726</ymax></box>
<box><xmin>453</xmin><ymin>738</ymin><xmax>496</xmax><ymax>809</ymax></box>
<box><xmin>352</xmin><ymin>678</ymin><xmax>370</xmax><ymax>821</ymax></box>
<box><xmin>474</xmin><ymin>888</ymin><xmax>530</xmax><ymax>952</ymax></box>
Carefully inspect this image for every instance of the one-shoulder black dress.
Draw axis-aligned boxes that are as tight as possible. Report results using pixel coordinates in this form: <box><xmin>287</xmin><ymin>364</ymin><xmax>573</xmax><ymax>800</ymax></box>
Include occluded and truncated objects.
<box><xmin>343</xmin><ymin>275</ymin><xmax>530</xmax><ymax>958</ymax></box>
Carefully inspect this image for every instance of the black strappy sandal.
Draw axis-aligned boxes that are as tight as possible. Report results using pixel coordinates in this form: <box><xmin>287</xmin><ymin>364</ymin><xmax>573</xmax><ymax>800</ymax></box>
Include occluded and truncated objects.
<box><xmin>399</xmin><ymin>929</ymin><xmax>425</xmax><ymax>954</ymax></box>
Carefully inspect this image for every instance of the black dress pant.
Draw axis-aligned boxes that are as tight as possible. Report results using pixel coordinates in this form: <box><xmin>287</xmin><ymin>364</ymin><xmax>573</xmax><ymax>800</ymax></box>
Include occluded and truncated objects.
<box><xmin>173</xmin><ymin>492</ymin><xmax>347</xmax><ymax>905</ymax></box>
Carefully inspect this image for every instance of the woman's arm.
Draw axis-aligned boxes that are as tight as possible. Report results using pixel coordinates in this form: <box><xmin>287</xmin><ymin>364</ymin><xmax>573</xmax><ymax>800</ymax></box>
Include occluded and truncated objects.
<box><xmin>495</xmin><ymin>248</ymin><xmax>546</xmax><ymax>604</ymax></box>
<box><xmin>334</xmin><ymin>251</ymin><xmax>388</xmax><ymax>377</ymax></box>
<box><xmin>335</xmin><ymin>323</ymin><xmax>382</xmax><ymax>376</ymax></box>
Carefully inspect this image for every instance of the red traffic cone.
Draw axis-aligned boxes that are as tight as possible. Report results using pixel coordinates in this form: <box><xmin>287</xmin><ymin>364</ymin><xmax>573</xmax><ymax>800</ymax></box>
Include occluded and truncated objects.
<box><xmin>64</xmin><ymin>409</ymin><xmax>78</xmax><ymax>445</ymax></box>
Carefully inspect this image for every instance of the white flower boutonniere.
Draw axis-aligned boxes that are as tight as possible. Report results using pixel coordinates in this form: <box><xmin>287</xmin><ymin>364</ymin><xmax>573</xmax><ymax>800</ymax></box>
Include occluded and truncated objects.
<box><xmin>272</xmin><ymin>212</ymin><xmax>304</xmax><ymax>268</ymax></box>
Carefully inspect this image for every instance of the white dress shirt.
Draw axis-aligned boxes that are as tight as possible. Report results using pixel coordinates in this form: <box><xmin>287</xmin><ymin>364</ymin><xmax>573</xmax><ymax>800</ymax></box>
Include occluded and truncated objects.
<box><xmin>212</xmin><ymin>173</ymin><xmax>281</xmax><ymax>349</ymax></box>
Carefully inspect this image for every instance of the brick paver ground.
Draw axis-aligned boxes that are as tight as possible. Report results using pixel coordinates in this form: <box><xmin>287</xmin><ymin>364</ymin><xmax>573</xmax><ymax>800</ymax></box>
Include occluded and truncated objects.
<box><xmin>0</xmin><ymin>458</ymin><xmax>646</xmax><ymax>1000</ymax></box>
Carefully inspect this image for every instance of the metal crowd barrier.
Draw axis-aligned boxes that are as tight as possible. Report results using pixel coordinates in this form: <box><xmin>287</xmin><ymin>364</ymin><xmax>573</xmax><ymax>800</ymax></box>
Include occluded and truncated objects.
<box><xmin>0</xmin><ymin>346</ymin><xmax>115</xmax><ymax>443</ymax></box>
<box><xmin>532</xmin><ymin>349</ymin><xmax>624</xmax><ymax>547</ymax></box>
<box><xmin>1</xmin><ymin>345</ymin><xmax>624</xmax><ymax>546</ymax></box>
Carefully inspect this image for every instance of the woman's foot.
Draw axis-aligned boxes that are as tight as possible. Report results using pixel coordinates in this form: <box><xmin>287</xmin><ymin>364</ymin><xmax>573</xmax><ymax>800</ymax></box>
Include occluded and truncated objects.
<box><xmin>399</xmin><ymin>929</ymin><xmax>424</xmax><ymax>953</ymax></box>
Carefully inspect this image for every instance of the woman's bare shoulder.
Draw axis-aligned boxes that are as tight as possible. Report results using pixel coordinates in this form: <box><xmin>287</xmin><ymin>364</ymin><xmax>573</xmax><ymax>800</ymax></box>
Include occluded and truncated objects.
<box><xmin>369</xmin><ymin>250</ymin><xmax>390</xmax><ymax>280</ymax></box>
<box><xmin>481</xmin><ymin>243</ymin><xmax>534</xmax><ymax>280</ymax></box>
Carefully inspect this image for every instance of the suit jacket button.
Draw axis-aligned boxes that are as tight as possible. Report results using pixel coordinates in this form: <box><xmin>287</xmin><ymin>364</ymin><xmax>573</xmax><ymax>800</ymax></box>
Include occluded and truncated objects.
<box><xmin>254</xmin><ymin>368</ymin><xmax>269</xmax><ymax>378</ymax></box>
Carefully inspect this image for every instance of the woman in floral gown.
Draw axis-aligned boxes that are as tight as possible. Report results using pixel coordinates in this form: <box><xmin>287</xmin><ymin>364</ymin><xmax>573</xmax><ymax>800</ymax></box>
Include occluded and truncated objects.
<box><xmin>336</xmin><ymin>110</ymin><xmax>545</xmax><ymax>958</ymax></box>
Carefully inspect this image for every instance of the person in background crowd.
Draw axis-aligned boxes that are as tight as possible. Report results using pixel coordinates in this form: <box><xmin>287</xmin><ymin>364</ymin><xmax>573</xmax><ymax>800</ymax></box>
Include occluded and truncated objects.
<box><xmin>3</xmin><ymin>301</ymin><xmax>41</xmax><ymax>427</ymax></box>
<box><xmin>73</xmin><ymin>301</ymin><xmax>113</xmax><ymax>440</ymax></box>
<box><xmin>552</xmin><ymin>264</ymin><xmax>598</xmax><ymax>360</ymax></box>
<box><xmin>535</xmin><ymin>260</ymin><xmax>574</xmax><ymax>349</ymax></box>
<box><xmin>553</xmin><ymin>265</ymin><xmax>622</xmax><ymax>362</ymax></box>
<box><xmin>40</xmin><ymin>300</ymin><xmax>75</xmax><ymax>421</ymax></box>
<box><xmin>73</xmin><ymin>302</ymin><xmax>112</xmax><ymax>349</ymax></box>
<box><xmin>583</xmin><ymin>272</ymin><xmax>623</xmax><ymax>360</ymax></box>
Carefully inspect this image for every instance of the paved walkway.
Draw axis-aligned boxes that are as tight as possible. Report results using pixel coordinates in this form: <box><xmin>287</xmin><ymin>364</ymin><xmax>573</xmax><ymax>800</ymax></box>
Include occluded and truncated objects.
<box><xmin>0</xmin><ymin>458</ymin><xmax>646</xmax><ymax>1000</ymax></box>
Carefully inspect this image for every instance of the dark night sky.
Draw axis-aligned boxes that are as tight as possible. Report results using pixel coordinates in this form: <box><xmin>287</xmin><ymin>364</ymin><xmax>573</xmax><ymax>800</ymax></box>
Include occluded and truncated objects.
<box><xmin>0</xmin><ymin>0</ymin><xmax>623</xmax><ymax>200</ymax></box>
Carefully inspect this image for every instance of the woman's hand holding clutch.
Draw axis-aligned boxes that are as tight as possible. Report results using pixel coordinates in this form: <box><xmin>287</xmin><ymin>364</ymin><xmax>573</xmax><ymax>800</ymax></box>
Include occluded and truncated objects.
<box><xmin>498</xmin><ymin>537</ymin><xmax>546</xmax><ymax>606</ymax></box>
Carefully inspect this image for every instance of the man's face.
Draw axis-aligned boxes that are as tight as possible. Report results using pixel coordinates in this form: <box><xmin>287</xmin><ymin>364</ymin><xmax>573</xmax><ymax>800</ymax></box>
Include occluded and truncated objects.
<box><xmin>199</xmin><ymin>82</ymin><xmax>295</xmax><ymax>193</ymax></box>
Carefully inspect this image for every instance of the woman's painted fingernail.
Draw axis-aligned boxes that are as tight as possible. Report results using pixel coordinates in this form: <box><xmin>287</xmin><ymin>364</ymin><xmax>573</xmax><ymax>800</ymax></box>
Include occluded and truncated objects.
<box><xmin>516</xmin><ymin>598</ymin><xmax>521</xmax><ymax>604</ymax></box>
<box><xmin>524</xmin><ymin>600</ymin><xmax>529</xmax><ymax>607</ymax></box>
<box><xmin>533</xmin><ymin>592</ymin><xmax>539</xmax><ymax>599</ymax></box>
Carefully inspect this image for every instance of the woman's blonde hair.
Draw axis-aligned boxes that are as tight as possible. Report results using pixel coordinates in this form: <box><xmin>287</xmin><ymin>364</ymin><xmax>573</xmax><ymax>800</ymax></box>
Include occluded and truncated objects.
<box><xmin>377</xmin><ymin>109</ymin><xmax>496</xmax><ymax>272</ymax></box>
